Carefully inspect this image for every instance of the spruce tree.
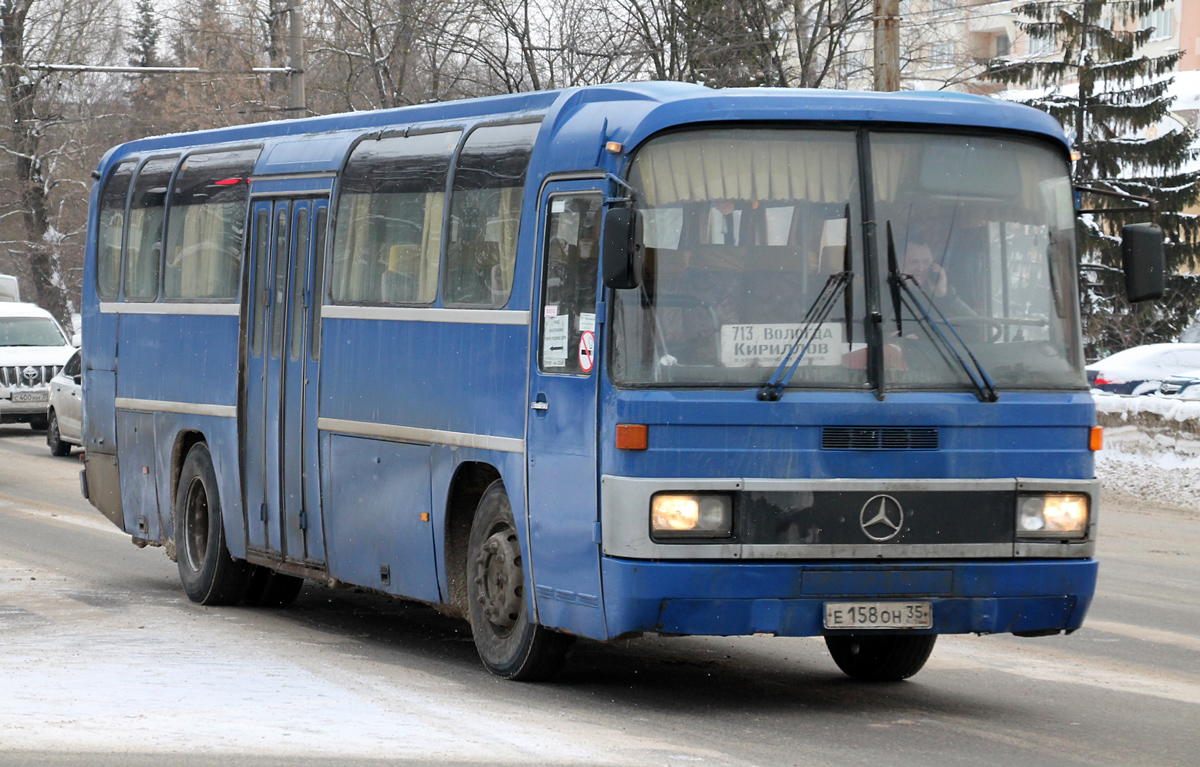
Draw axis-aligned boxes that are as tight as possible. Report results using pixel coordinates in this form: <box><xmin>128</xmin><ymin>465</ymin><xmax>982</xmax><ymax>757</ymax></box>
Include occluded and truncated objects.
<box><xmin>983</xmin><ymin>0</ymin><xmax>1200</xmax><ymax>359</ymax></box>
<box><xmin>127</xmin><ymin>0</ymin><xmax>160</xmax><ymax>69</ymax></box>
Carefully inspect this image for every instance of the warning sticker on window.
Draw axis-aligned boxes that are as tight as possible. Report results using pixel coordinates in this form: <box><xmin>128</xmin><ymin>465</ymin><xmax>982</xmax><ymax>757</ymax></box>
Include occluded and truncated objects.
<box><xmin>543</xmin><ymin>315</ymin><xmax>569</xmax><ymax>367</ymax></box>
<box><xmin>719</xmin><ymin>323</ymin><xmax>843</xmax><ymax>367</ymax></box>
<box><xmin>578</xmin><ymin>330</ymin><xmax>595</xmax><ymax>373</ymax></box>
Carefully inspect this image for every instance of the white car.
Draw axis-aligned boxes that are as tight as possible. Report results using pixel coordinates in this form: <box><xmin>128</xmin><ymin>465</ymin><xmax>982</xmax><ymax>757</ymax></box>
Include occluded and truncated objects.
<box><xmin>47</xmin><ymin>348</ymin><xmax>83</xmax><ymax>456</ymax></box>
<box><xmin>1086</xmin><ymin>343</ymin><xmax>1200</xmax><ymax>395</ymax></box>
<box><xmin>0</xmin><ymin>302</ymin><xmax>77</xmax><ymax>431</ymax></box>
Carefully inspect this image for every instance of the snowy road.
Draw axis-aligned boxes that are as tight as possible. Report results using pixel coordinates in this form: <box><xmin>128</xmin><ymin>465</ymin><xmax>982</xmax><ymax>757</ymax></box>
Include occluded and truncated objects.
<box><xmin>1</xmin><ymin>426</ymin><xmax>1197</xmax><ymax>766</ymax></box>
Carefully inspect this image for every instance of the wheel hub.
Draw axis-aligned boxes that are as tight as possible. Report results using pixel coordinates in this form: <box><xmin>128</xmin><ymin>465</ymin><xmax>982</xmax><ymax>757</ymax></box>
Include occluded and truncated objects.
<box><xmin>473</xmin><ymin>528</ymin><xmax>523</xmax><ymax>632</ymax></box>
<box><xmin>184</xmin><ymin>478</ymin><xmax>209</xmax><ymax>573</ymax></box>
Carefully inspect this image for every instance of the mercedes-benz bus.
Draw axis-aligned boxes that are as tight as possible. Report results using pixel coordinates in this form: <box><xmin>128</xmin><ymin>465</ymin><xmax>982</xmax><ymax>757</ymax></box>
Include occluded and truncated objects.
<box><xmin>80</xmin><ymin>83</ymin><xmax>1161</xmax><ymax>681</ymax></box>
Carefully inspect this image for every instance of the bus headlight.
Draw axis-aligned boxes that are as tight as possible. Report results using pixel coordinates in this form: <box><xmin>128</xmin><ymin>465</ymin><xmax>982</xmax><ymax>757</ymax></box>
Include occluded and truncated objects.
<box><xmin>651</xmin><ymin>493</ymin><xmax>733</xmax><ymax>539</ymax></box>
<box><xmin>1017</xmin><ymin>494</ymin><xmax>1089</xmax><ymax>539</ymax></box>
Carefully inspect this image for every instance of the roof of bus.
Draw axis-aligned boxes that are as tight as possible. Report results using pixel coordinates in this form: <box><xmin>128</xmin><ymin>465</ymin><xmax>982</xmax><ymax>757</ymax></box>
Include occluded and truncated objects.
<box><xmin>95</xmin><ymin>82</ymin><xmax>1069</xmax><ymax>178</ymax></box>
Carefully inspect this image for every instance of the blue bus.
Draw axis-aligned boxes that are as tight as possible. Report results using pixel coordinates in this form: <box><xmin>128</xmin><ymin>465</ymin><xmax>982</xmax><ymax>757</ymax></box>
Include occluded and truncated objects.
<box><xmin>80</xmin><ymin>82</ymin><xmax>1161</xmax><ymax>681</ymax></box>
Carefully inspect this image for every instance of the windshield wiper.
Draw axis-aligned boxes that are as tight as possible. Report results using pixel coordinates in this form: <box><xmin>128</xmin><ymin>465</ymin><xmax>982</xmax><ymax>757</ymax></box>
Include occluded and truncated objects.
<box><xmin>759</xmin><ymin>213</ymin><xmax>855</xmax><ymax>402</ymax></box>
<box><xmin>885</xmin><ymin>222</ymin><xmax>998</xmax><ymax>403</ymax></box>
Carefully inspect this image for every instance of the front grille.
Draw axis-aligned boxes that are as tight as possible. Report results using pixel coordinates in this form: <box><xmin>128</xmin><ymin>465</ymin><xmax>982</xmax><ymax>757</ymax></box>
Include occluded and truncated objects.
<box><xmin>822</xmin><ymin>426</ymin><xmax>939</xmax><ymax>451</ymax></box>
<box><xmin>1</xmin><ymin>365</ymin><xmax>60</xmax><ymax>388</ymax></box>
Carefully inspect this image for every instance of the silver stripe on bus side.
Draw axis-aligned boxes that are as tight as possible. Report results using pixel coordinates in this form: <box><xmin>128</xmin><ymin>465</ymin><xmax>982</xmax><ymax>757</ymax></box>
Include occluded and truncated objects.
<box><xmin>115</xmin><ymin>397</ymin><xmax>237</xmax><ymax>418</ymax></box>
<box><xmin>99</xmin><ymin>302</ymin><xmax>240</xmax><ymax>316</ymax></box>
<box><xmin>321</xmin><ymin>305</ymin><xmax>531</xmax><ymax>325</ymax></box>
<box><xmin>318</xmin><ymin>417</ymin><xmax>526</xmax><ymax>454</ymax></box>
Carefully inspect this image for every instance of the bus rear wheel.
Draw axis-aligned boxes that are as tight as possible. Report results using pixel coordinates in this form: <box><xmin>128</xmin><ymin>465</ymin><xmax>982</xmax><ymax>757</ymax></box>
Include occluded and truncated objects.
<box><xmin>175</xmin><ymin>443</ymin><xmax>251</xmax><ymax>605</ymax></box>
<box><xmin>825</xmin><ymin>634</ymin><xmax>937</xmax><ymax>682</ymax></box>
<box><xmin>466</xmin><ymin>480</ymin><xmax>572</xmax><ymax>681</ymax></box>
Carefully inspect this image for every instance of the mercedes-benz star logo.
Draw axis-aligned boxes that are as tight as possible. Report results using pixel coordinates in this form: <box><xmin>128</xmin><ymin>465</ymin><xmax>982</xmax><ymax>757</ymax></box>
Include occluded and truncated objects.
<box><xmin>21</xmin><ymin>366</ymin><xmax>39</xmax><ymax>383</ymax></box>
<box><xmin>860</xmin><ymin>494</ymin><xmax>905</xmax><ymax>542</ymax></box>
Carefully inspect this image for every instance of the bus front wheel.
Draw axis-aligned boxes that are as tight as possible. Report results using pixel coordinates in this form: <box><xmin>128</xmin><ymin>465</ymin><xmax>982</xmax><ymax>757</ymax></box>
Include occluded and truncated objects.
<box><xmin>175</xmin><ymin>443</ymin><xmax>251</xmax><ymax>605</ymax></box>
<box><xmin>825</xmin><ymin>634</ymin><xmax>937</xmax><ymax>682</ymax></box>
<box><xmin>466</xmin><ymin>480</ymin><xmax>572</xmax><ymax>680</ymax></box>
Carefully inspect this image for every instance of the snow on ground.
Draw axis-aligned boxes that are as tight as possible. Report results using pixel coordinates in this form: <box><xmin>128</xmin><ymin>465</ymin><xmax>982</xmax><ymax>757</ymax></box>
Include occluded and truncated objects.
<box><xmin>1094</xmin><ymin>392</ymin><xmax>1200</xmax><ymax>510</ymax></box>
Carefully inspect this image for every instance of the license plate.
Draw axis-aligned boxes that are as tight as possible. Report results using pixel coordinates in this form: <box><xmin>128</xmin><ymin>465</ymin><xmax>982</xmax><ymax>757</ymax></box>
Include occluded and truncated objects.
<box><xmin>10</xmin><ymin>391</ymin><xmax>47</xmax><ymax>404</ymax></box>
<box><xmin>824</xmin><ymin>601</ymin><xmax>932</xmax><ymax>630</ymax></box>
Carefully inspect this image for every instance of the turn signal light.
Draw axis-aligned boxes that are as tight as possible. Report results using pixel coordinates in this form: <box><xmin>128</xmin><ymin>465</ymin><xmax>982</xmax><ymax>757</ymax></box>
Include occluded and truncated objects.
<box><xmin>1089</xmin><ymin>426</ymin><xmax>1103</xmax><ymax>452</ymax></box>
<box><xmin>616</xmin><ymin>423</ymin><xmax>648</xmax><ymax>450</ymax></box>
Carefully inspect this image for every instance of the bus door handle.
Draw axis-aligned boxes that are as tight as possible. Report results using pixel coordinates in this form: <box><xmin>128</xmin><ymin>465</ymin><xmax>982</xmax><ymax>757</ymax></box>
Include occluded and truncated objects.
<box><xmin>531</xmin><ymin>394</ymin><xmax>549</xmax><ymax>418</ymax></box>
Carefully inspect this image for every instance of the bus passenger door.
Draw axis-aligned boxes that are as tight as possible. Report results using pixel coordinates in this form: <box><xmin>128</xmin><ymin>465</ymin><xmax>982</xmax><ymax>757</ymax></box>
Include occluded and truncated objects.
<box><xmin>242</xmin><ymin>200</ymin><xmax>275</xmax><ymax>553</ymax></box>
<box><xmin>280</xmin><ymin>198</ymin><xmax>328</xmax><ymax>564</ymax></box>
<box><xmin>526</xmin><ymin>185</ymin><xmax>607</xmax><ymax>639</ymax></box>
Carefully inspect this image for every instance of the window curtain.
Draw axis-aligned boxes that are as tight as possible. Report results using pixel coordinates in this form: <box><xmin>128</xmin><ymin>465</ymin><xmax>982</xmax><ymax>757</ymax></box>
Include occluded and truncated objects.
<box><xmin>493</xmin><ymin>186</ymin><xmax>523</xmax><ymax>301</ymax></box>
<box><xmin>332</xmin><ymin>193</ymin><xmax>374</xmax><ymax>302</ymax></box>
<box><xmin>419</xmin><ymin>192</ymin><xmax>444</xmax><ymax>303</ymax></box>
<box><xmin>635</xmin><ymin>135</ymin><xmax>856</xmax><ymax>206</ymax></box>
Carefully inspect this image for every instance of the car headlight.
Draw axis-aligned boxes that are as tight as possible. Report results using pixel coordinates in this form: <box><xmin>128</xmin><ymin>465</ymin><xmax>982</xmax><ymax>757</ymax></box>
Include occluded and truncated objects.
<box><xmin>1017</xmin><ymin>494</ymin><xmax>1089</xmax><ymax>539</ymax></box>
<box><xmin>651</xmin><ymin>493</ymin><xmax>733</xmax><ymax>539</ymax></box>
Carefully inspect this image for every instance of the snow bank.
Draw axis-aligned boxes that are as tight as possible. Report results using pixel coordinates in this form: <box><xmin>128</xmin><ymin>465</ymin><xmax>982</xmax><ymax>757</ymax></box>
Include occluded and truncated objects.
<box><xmin>1094</xmin><ymin>392</ymin><xmax>1200</xmax><ymax>510</ymax></box>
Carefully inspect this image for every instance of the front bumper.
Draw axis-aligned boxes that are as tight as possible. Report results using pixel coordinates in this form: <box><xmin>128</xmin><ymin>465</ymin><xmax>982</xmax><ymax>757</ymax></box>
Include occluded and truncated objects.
<box><xmin>600</xmin><ymin>557</ymin><xmax>1097</xmax><ymax>639</ymax></box>
<box><xmin>0</xmin><ymin>387</ymin><xmax>50</xmax><ymax>417</ymax></box>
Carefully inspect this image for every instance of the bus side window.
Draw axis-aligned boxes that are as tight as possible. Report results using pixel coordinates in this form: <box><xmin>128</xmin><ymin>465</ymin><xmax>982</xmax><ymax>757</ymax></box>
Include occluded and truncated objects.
<box><xmin>124</xmin><ymin>155</ymin><xmax>179</xmax><ymax>301</ymax></box>
<box><xmin>444</xmin><ymin>122</ymin><xmax>540</xmax><ymax>308</ymax></box>
<box><xmin>538</xmin><ymin>194</ymin><xmax>602</xmax><ymax>374</ymax></box>
<box><xmin>97</xmin><ymin>160</ymin><xmax>136</xmax><ymax>300</ymax></box>
<box><xmin>329</xmin><ymin>131</ymin><xmax>458</xmax><ymax>306</ymax></box>
<box><xmin>163</xmin><ymin>148</ymin><xmax>259</xmax><ymax>300</ymax></box>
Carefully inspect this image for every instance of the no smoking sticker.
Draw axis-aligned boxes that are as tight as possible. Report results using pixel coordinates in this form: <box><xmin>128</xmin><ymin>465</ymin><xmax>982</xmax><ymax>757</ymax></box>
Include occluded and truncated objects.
<box><xmin>578</xmin><ymin>330</ymin><xmax>595</xmax><ymax>373</ymax></box>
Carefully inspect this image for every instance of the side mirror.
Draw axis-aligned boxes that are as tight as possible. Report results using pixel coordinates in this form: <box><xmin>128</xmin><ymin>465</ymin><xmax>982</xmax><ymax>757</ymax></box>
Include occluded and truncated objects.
<box><xmin>1121</xmin><ymin>223</ymin><xmax>1165</xmax><ymax>303</ymax></box>
<box><xmin>602</xmin><ymin>208</ymin><xmax>643</xmax><ymax>290</ymax></box>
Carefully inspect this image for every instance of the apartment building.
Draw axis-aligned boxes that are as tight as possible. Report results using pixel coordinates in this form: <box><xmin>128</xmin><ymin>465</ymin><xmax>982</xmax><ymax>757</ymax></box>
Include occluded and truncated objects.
<box><xmin>894</xmin><ymin>0</ymin><xmax>1197</xmax><ymax>92</ymax></box>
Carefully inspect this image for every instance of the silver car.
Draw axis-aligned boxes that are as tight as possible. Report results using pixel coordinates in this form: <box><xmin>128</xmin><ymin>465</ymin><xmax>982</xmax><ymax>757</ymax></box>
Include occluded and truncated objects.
<box><xmin>47</xmin><ymin>348</ymin><xmax>82</xmax><ymax>456</ymax></box>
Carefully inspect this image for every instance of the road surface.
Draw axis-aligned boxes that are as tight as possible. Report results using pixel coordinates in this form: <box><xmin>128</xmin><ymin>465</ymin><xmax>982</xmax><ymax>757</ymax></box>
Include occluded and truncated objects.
<box><xmin>1</xmin><ymin>426</ymin><xmax>1196</xmax><ymax>766</ymax></box>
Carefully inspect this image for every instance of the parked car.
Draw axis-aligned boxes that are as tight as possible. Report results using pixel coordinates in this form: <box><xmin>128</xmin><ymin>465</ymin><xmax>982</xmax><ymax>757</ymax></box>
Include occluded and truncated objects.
<box><xmin>1157</xmin><ymin>368</ymin><xmax>1200</xmax><ymax>399</ymax></box>
<box><xmin>0</xmin><ymin>302</ymin><xmax>76</xmax><ymax>430</ymax></box>
<box><xmin>47</xmin><ymin>348</ymin><xmax>83</xmax><ymax>456</ymax></box>
<box><xmin>1087</xmin><ymin>343</ymin><xmax>1200</xmax><ymax>395</ymax></box>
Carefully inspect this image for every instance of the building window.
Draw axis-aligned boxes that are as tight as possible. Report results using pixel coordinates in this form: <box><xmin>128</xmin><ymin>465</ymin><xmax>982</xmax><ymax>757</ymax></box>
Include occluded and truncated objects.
<box><xmin>931</xmin><ymin>41</ymin><xmax>955</xmax><ymax>67</ymax></box>
<box><xmin>995</xmin><ymin>34</ymin><xmax>1011</xmax><ymax>58</ymax></box>
<box><xmin>1142</xmin><ymin>6</ymin><xmax>1175</xmax><ymax>41</ymax></box>
<box><xmin>1028</xmin><ymin>29</ymin><xmax>1056</xmax><ymax>57</ymax></box>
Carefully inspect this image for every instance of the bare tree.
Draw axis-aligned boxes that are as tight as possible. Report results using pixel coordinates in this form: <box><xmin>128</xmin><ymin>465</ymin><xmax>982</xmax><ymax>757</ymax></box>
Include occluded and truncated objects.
<box><xmin>306</xmin><ymin>0</ymin><xmax>483</xmax><ymax>110</ymax></box>
<box><xmin>1</xmin><ymin>0</ymin><xmax>121</xmax><ymax>322</ymax></box>
<box><xmin>468</xmin><ymin>0</ymin><xmax>642</xmax><ymax>94</ymax></box>
<box><xmin>786</xmin><ymin>0</ymin><xmax>872</xmax><ymax>88</ymax></box>
<box><xmin>616</xmin><ymin>0</ymin><xmax>874</xmax><ymax>90</ymax></box>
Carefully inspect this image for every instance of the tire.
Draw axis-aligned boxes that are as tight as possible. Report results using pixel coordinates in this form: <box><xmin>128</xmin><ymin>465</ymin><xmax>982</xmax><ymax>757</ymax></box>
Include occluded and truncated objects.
<box><xmin>467</xmin><ymin>480</ymin><xmax>572</xmax><ymax>680</ymax></box>
<box><xmin>175</xmin><ymin>443</ymin><xmax>251</xmax><ymax>605</ymax></box>
<box><xmin>242</xmin><ymin>566</ymin><xmax>304</xmax><ymax>607</ymax></box>
<box><xmin>28</xmin><ymin>414</ymin><xmax>48</xmax><ymax>431</ymax></box>
<box><xmin>825</xmin><ymin>634</ymin><xmax>937</xmax><ymax>682</ymax></box>
<box><xmin>46</xmin><ymin>411</ymin><xmax>70</xmax><ymax>457</ymax></box>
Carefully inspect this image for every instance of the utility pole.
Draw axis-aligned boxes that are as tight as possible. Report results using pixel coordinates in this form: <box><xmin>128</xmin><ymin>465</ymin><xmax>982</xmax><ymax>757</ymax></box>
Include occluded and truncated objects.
<box><xmin>873</xmin><ymin>0</ymin><xmax>900</xmax><ymax>92</ymax></box>
<box><xmin>287</xmin><ymin>1</ymin><xmax>306</xmax><ymax>114</ymax></box>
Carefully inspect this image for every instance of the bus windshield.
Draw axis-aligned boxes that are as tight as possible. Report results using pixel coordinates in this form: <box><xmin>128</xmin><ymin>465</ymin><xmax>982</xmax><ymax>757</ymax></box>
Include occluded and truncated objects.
<box><xmin>611</xmin><ymin>128</ymin><xmax>1086</xmax><ymax>392</ymax></box>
